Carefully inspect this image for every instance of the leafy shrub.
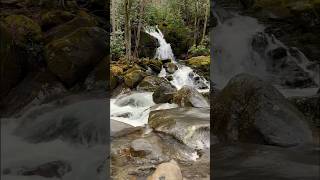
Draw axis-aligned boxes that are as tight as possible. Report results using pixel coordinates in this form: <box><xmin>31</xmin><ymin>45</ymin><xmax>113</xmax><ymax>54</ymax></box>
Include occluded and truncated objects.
<box><xmin>188</xmin><ymin>44</ymin><xmax>210</xmax><ymax>57</ymax></box>
<box><xmin>111</xmin><ymin>30</ymin><xmax>125</xmax><ymax>60</ymax></box>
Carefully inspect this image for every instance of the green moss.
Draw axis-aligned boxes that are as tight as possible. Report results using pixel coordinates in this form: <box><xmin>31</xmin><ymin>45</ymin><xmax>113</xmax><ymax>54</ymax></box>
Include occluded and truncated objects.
<box><xmin>4</xmin><ymin>15</ymin><xmax>42</xmax><ymax>46</ymax></box>
<box><xmin>186</xmin><ymin>56</ymin><xmax>210</xmax><ymax>67</ymax></box>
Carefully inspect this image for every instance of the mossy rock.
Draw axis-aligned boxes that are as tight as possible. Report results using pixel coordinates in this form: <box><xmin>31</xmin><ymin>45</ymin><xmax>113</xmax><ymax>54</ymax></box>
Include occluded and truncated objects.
<box><xmin>44</xmin><ymin>11</ymin><xmax>97</xmax><ymax>43</ymax></box>
<box><xmin>45</xmin><ymin>27</ymin><xmax>108</xmax><ymax>87</ymax></box>
<box><xmin>40</xmin><ymin>10</ymin><xmax>75</xmax><ymax>31</ymax></box>
<box><xmin>139</xmin><ymin>58</ymin><xmax>162</xmax><ymax>73</ymax></box>
<box><xmin>124</xmin><ymin>70</ymin><xmax>145</xmax><ymax>88</ymax></box>
<box><xmin>4</xmin><ymin>15</ymin><xmax>42</xmax><ymax>46</ymax></box>
<box><xmin>137</xmin><ymin>76</ymin><xmax>172</xmax><ymax>92</ymax></box>
<box><xmin>186</xmin><ymin>56</ymin><xmax>210</xmax><ymax>80</ymax></box>
<box><xmin>0</xmin><ymin>22</ymin><xmax>24</xmax><ymax>97</ymax></box>
<box><xmin>111</xmin><ymin>64</ymin><xmax>124</xmax><ymax>76</ymax></box>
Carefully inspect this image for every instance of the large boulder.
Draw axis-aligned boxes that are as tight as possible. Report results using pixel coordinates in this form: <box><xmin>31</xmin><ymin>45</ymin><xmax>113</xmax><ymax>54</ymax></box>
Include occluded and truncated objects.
<box><xmin>173</xmin><ymin>86</ymin><xmax>209</xmax><ymax>108</ymax></box>
<box><xmin>186</xmin><ymin>56</ymin><xmax>210</xmax><ymax>80</ymax></box>
<box><xmin>4</xmin><ymin>15</ymin><xmax>42</xmax><ymax>46</ymax></box>
<box><xmin>148</xmin><ymin>107</ymin><xmax>210</xmax><ymax>150</ymax></box>
<box><xmin>137</xmin><ymin>76</ymin><xmax>172</xmax><ymax>92</ymax></box>
<box><xmin>212</xmin><ymin>73</ymin><xmax>313</xmax><ymax>147</ymax></box>
<box><xmin>123</xmin><ymin>70</ymin><xmax>145</xmax><ymax>88</ymax></box>
<box><xmin>44</xmin><ymin>11</ymin><xmax>97</xmax><ymax>43</ymax></box>
<box><xmin>153</xmin><ymin>84</ymin><xmax>177</xmax><ymax>104</ymax></box>
<box><xmin>148</xmin><ymin>160</ymin><xmax>183</xmax><ymax>180</ymax></box>
<box><xmin>40</xmin><ymin>10</ymin><xmax>76</xmax><ymax>31</ymax></box>
<box><xmin>137</xmin><ymin>31</ymin><xmax>158</xmax><ymax>58</ymax></box>
<box><xmin>45</xmin><ymin>27</ymin><xmax>108</xmax><ymax>87</ymax></box>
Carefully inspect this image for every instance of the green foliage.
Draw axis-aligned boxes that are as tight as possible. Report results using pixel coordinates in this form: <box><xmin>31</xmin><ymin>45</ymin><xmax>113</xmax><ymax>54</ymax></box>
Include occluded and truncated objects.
<box><xmin>111</xmin><ymin>31</ymin><xmax>125</xmax><ymax>60</ymax></box>
<box><xmin>188</xmin><ymin>44</ymin><xmax>210</xmax><ymax>57</ymax></box>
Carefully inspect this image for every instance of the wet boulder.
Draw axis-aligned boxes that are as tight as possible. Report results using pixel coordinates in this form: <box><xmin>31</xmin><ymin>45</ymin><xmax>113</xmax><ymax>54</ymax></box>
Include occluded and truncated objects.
<box><xmin>138</xmin><ymin>31</ymin><xmax>158</xmax><ymax>58</ymax></box>
<box><xmin>148</xmin><ymin>107</ymin><xmax>210</xmax><ymax>150</ymax></box>
<box><xmin>173</xmin><ymin>86</ymin><xmax>209</xmax><ymax>108</ymax></box>
<box><xmin>252</xmin><ymin>32</ymin><xmax>268</xmax><ymax>53</ymax></box>
<box><xmin>84</xmin><ymin>57</ymin><xmax>108</xmax><ymax>90</ymax></box>
<box><xmin>153</xmin><ymin>84</ymin><xmax>177</xmax><ymax>104</ymax></box>
<box><xmin>165</xmin><ymin>62</ymin><xmax>178</xmax><ymax>74</ymax></box>
<box><xmin>45</xmin><ymin>27</ymin><xmax>108</xmax><ymax>87</ymax></box>
<box><xmin>268</xmin><ymin>47</ymin><xmax>287</xmax><ymax>60</ymax></box>
<box><xmin>137</xmin><ymin>76</ymin><xmax>172</xmax><ymax>92</ymax></box>
<box><xmin>212</xmin><ymin>73</ymin><xmax>313</xmax><ymax>147</ymax></box>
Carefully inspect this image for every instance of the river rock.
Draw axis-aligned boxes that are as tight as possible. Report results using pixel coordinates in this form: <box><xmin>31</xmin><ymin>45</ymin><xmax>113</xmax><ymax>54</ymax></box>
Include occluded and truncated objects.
<box><xmin>45</xmin><ymin>27</ymin><xmax>108</xmax><ymax>87</ymax></box>
<box><xmin>268</xmin><ymin>47</ymin><xmax>288</xmax><ymax>60</ymax></box>
<box><xmin>165</xmin><ymin>62</ymin><xmax>178</xmax><ymax>74</ymax></box>
<box><xmin>138</xmin><ymin>31</ymin><xmax>158</xmax><ymax>58</ymax></box>
<box><xmin>147</xmin><ymin>160</ymin><xmax>183</xmax><ymax>180</ymax></box>
<box><xmin>130</xmin><ymin>138</ymin><xmax>153</xmax><ymax>157</ymax></box>
<box><xmin>137</xmin><ymin>76</ymin><xmax>172</xmax><ymax>92</ymax></box>
<box><xmin>149</xmin><ymin>108</ymin><xmax>210</xmax><ymax>150</ymax></box>
<box><xmin>186</xmin><ymin>56</ymin><xmax>210</xmax><ymax>80</ymax></box>
<box><xmin>173</xmin><ymin>86</ymin><xmax>209</xmax><ymax>108</ymax></box>
<box><xmin>124</xmin><ymin>70</ymin><xmax>145</xmax><ymax>88</ymax></box>
<box><xmin>212</xmin><ymin>73</ymin><xmax>313</xmax><ymax>147</ymax></box>
<box><xmin>153</xmin><ymin>84</ymin><xmax>177</xmax><ymax>104</ymax></box>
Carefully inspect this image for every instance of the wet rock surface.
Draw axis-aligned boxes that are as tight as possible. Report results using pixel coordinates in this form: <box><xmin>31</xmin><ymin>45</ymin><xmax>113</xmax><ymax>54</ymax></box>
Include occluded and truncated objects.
<box><xmin>212</xmin><ymin>73</ymin><xmax>313</xmax><ymax>147</ymax></box>
<box><xmin>173</xmin><ymin>86</ymin><xmax>209</xmax><ymax>108</ymax></box>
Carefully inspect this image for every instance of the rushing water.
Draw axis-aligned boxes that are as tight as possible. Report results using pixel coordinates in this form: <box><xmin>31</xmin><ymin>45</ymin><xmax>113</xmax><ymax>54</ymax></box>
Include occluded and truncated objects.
<box><xmin>212</xmin><ymin>7</ymin><xmax>319</xmax><ymax>95</ymax></box>
<box><xmin>110</xmin><ymin>26</ymin><xmax>210</xmax><ymax>127</ymax></box>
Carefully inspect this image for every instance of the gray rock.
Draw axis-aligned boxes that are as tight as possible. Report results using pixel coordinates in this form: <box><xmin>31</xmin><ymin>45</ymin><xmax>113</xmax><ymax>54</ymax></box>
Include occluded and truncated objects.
<box><xmin>131</xmin><ymin>139</ymin><xmax>153</xmax><ymax>156</ymax></box>
<box><xmin>149</xmin><ymin>107</ymin><xmax>210</xmax><ymax>150</ymax></box>
<box><xmin>153</xmin><ymin>84</ymin><xmax>177</xmax><ymax>104</ymax></box>
<box><xmin>212</xmin><ymin>73</ymin><xmax>313</xmax><ymax>147</ymax></box>
<box><xmin>173</xmin><ymin>85</ymin><xmax>209</xmax><ymax>108</ymax></box>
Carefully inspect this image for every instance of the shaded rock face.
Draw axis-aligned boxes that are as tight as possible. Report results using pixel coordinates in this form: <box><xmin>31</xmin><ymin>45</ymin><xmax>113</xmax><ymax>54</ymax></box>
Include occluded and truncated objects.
<box><xmin>3</xmin><ymin>161</ymin><xmax>72</xmax><ymax>178</ymax></box>
<box><xmin>40</xmin><ymin>10</ymin><xmax>76</xmax><ymax>31</ymax></box>
<box><xmin>137</xmin><ymin>31</ymin><xmax>158</xmax><ymax>58</ymax></box>
<box><xmin>0</xmin><ymin>22</ymin><xmax>24</xmax><ymax>97</ymax></box>
<box><xmin>44</xmin><ymin>11</ymin><xmax>97</xmax><ymax>43</ymax></box>
<box><xmin>45</xmin><ymin>27</ymin><xmax>108</xmax><ymax>87</ymax></box>
<box><xmin>173</xmin><ymin>86</ymin><xmax>209</xmax><ymax>108</ymax></box>
<box><xmin>149</xmin><ymin>108</ymin><xmax>210</xmax><ymax>150</ymax></box>
<box><xmin>212</xmin><ymin>73</ymin><xmax>313</xmax><ymax>147</ymax></box>
<box><xmin>137</xmin><ymin>76</ymin><xmax>172</xmax><ymax>92</ymax></box>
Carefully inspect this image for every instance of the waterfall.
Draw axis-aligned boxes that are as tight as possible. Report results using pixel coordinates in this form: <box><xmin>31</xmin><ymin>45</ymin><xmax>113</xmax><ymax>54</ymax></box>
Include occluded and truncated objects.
<box><xmin>145</xmin><ymin>26</ymin><xmax>175</xmax><ymax>61</ymax></box>
<box><xmin>212</xmin><ymin>11</ymin><xmax>319</xmax><ymax>95</ymax></box>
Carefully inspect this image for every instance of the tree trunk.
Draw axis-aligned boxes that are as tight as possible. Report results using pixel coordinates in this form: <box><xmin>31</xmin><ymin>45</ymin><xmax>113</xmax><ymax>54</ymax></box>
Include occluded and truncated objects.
<box><xmin>134</xmin><ymin>0</ymin><xmax>146</xmax><ymax>58</ymax></box>
<box><xmin>201</xmin><ymin>1</ymin><xmax>209</xmax><ymax>44</ymax></box>
<box><xmin>111</xmin><ymin>0</ymin><xmax>116</xmax><ymax>33</ymax></box>
<box><xmin>124</xmin><ymin>0</ymin><xmax>131</xmax><ymax>60</ymax></box>
<box><xmin>193</xmin><ymin>1</ymin><xmax>199</xmax><ymax>45</ymax></box>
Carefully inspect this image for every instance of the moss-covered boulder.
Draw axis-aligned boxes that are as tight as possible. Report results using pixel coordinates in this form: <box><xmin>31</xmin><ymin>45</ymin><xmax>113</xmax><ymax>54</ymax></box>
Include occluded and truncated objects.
<box><xmin>138</xmin><ymin>58</ymin><xmax>162</xmax><ymax>73</ymax></box>
<box><xmin>186</xmin><ymin>56</ymin><xmax>210</xmax><ymax>80</ymax></box>
<box><xmin>124</xmin><ymin>70</ymin><xmax>145</xmax><ymax>88</ymax></box>
<box><xmin>85</xmin><ymin>57</ymin><xmax>109</xmax><ymax>90</ymax></box>
<box><xmin>137</xmin><ymin>76</ymin><xmax>172</xmax><ymax>92</ymax></box>
<box><xmin>45</xmin><ymin>27</ymin><xmax>108</xmax><ymax>87</ymax></box>
<box><xmin>153</xmin><ymin>84</ymin><xmax>177</xmax><ymax>104</ymax></box>
<box><xmin>0</xmin><ymin>22</ymin><xmax>24</xmax><ymax>97</ymax></box>
<box><xmin>4</xmin><ymin>14</ymin><xmax>42</xmax><ymax>46</ymax></box>
<box><xmin>44</xmin><ymin>11</ymin><xmax>97</xmax><ymax>43</ymax></box>
<box><xmin>173</xmin><ymin>86</ymin><xmax>209</xmax><ymax>108</ymax></box>
<box><xmin>165</xmin><ymin>62</ymin><xmax>178</xmax><ymax>74</ymax></box>
<box><xmin>40</xmin><ymin>10</ymin><xmax>75</xmax><ymax>31</ymax></box>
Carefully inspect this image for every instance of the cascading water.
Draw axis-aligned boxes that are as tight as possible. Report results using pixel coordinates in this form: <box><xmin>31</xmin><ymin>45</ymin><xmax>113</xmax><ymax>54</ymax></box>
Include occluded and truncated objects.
<box><xmin>110</xmin><ymin>26</ymin><xmax>210</xmax><ymax>127</ymax></box>
<box><xmin>212</xmin><ymin>7</ymin><xmax>319</xmax><ymax>96</ymax></box>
